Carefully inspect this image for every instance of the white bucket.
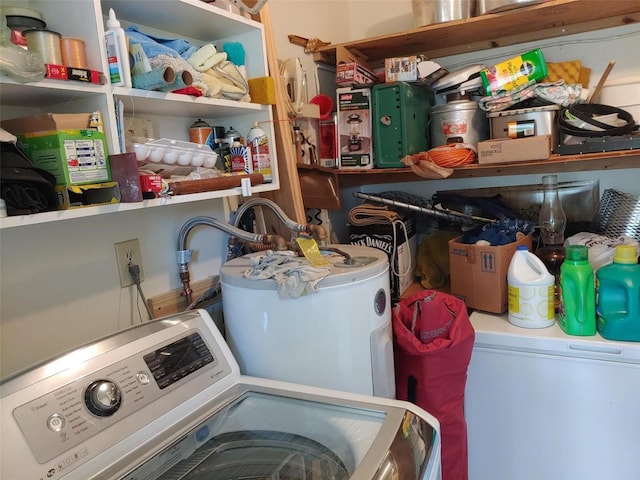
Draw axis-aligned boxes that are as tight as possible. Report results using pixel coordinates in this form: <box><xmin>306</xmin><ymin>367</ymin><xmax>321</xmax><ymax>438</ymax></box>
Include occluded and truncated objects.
<box><xmin>507</xmin><ymin>245</ymin><xmax>555</xmax><ymax>328</ymax></box>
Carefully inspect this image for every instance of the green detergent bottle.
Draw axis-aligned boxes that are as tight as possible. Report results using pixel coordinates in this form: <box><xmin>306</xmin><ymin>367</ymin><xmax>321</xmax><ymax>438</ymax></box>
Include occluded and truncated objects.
<box><xmin>596</xmin><ymin>245</ymin><xmax>640</xmax><ymax>341</ymax></box>
<box><xmin>558</xmin><ymin>245</ymin><xmax>596</xmax><ymax>336</ymax></box>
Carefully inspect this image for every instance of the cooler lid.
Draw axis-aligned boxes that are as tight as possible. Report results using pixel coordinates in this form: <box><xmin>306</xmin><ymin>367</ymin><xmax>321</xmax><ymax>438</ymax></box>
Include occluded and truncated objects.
<box><xmin>220</xmin><ymin>244</ymin><xmax>389</xmax><ymax>291</ymax></box>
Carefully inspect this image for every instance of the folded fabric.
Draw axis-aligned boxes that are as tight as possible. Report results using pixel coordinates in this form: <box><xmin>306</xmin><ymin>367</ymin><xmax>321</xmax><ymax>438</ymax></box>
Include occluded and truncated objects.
<box><xmin>185</xmin><ymin>43</ymin><xmax>248</xmax><ymax>100</ymax></box>
<box><xmin>125</xmin><ymin>25</ymin><xmax>197</xmax><ymax>60</ymax></box>
<box><xmin>188</xmin><ymin>44</ymin><xmax>227</xmax><ymax>72</ymax></box>
<box><xmin>149</xmin><ymin>54</ymin><xmax>203</xmax><ymax>93</ymax></box>
<box><xmin>199</xmin><ymin>62</ymin><xmax>249</xmax><ymax>100</ymax></box>
<box><xmin>479</xmin><ymin>80</ymin><xmax>586</xmax><ymax>112</ymax></box>
<box><xmin>243</xmin><ymin>251</ymin><xmax>331</xmax><ymax>299</ymax></box>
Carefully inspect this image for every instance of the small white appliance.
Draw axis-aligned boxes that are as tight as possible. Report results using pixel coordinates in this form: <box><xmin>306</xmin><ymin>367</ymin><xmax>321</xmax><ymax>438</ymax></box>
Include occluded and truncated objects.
<box><xmin>220</xmin><ymin>244</ymin><xmax>396</xmax><ymax>398</ymax></box>
<box><xmin>465</xmin><ymin>311</ymin><xmax>640</xmax><ymax>480</ymax></box>
<box><xmin>0</xmin><ymin>310</ymin><xmax>441</xmax><ymax>480</ymax></box>
<box><xmin>280</xmin><ymin>57</ymin><xmax>307</xmax><ymax>115</ymax></box>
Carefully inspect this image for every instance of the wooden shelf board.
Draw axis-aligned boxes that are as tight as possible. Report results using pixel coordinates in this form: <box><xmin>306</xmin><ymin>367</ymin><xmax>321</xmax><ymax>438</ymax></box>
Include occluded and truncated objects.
<box><xmin>314</xmin><ymin>0</ymin><xmax>640</xmax><ymax>66</ymax></box>
<box><xmin>300</xmin><ymin>150</ymin><xmax>640</xmax><ymax>189</ymax></box>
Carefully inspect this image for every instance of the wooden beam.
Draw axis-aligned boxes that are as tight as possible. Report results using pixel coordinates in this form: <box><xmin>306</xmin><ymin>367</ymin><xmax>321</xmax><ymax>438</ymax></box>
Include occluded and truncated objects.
<box><xmin>252</xmin><ymin>4</ymin><xmax>306</xmax><ymax>225</ymax></box>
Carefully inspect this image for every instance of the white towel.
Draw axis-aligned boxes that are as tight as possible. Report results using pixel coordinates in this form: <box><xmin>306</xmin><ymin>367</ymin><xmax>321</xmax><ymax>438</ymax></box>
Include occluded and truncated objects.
<box><xmin>243</xmin><ymin>251</ymin><xmax>331</xmax><ymax>299</ymax></box>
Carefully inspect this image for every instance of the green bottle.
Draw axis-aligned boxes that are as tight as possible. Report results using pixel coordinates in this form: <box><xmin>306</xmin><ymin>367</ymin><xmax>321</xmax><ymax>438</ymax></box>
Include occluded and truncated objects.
<box><xmin>558</xmin><ymin>245</ymin><xmax>596</xmax><ymax>336</ymax></box>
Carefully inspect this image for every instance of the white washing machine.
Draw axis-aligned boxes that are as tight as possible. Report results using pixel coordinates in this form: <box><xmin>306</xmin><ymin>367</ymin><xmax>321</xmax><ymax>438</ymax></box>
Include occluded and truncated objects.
<box><xmin>0</xmin><ymin>310</ymin><xmax>441</xmax><ymax>480</ymax></box>
<box><xmin>220</xmin><ymin>244</ymin><xmax>395</xmax><ymax>398</ymax></box>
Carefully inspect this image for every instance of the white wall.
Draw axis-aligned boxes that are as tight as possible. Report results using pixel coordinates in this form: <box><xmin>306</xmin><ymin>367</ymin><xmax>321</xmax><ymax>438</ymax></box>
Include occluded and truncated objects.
<box><xmin>0</xmin><ymin>1</ymin><xmax>638</xmax><ymax>378</ymax></box>
<box><xmin>0</xmin><ymin>200</ymin><xmax>230</xmax><ymax>377</ymax></box>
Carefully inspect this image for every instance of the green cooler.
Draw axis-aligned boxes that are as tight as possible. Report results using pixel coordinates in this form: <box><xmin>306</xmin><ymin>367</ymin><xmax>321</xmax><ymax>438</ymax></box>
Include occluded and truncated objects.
<box><xmin>372</xmin><ymin>82</ymin><xmax>433</xmax><ymax>168</ymax></box>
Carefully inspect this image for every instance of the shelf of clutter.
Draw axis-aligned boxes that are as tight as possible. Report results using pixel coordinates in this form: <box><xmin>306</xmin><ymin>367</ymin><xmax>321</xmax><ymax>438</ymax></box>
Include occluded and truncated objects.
<box><xmin>297</xmin><ymin>150</ymin><xmax>640</xmax><ymax>210</ymax></box>
<box><xmin>296</xmin><ymin>0</ymin><xmax>640</xmax><ymax>211</ymax></box>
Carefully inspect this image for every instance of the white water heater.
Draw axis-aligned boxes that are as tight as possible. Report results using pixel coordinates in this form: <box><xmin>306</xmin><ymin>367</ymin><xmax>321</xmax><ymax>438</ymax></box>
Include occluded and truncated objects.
<box><xmin>220</xmin><ymin>244</ymin><xmax>395</xmax><ymax>398</ymax></box>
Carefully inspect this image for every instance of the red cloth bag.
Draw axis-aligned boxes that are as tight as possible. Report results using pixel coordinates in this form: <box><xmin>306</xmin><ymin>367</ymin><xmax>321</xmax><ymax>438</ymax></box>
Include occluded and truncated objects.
<box><xmin>392</xmin><ymin>290</ymin><xmax>475</xmax><ymax>480</ymax></box>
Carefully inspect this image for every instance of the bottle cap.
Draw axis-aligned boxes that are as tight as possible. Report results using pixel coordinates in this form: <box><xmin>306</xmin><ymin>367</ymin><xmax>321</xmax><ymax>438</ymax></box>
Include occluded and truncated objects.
<box><xmin>516</xmin><ymin>245</ymin><xmax>529</xmax><ymax>251</ymax></box>
<box><xmin>107</xmin><ymin>8</ymin><xmax>121</xmax><ymax>28</ymax></box>
<box><xmin>190</xmin><ymin>118</ymin><xmax>210</xmax><ymax>128</ymax></box>
<box><xmin>565</xmin><ymin>245</ymin><xmax>588</xmax><ymax>262</ymax></box>
<box><xmin>613</xmin><ymin>245</ymin><xmax>638</xmax><ymax>264</ymax></box>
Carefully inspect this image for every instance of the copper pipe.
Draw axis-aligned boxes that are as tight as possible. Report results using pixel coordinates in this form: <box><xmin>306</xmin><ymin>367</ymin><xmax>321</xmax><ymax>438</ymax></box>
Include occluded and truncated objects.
<box><xmin>233</xmin><ymin>197</ymin><xmax>328</xmax><ymax>247</ymax></box>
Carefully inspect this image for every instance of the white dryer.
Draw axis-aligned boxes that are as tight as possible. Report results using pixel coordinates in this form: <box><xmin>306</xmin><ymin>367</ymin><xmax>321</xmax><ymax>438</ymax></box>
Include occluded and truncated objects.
<box><xmin>0</xmin><ymin>310</ymin><xmax>441</xmax><ymax>480</ymax></box>
<box><xmin>220</xmin><ymin>244</ymin><xmax>395</xmax><ymax>398</ymax></box>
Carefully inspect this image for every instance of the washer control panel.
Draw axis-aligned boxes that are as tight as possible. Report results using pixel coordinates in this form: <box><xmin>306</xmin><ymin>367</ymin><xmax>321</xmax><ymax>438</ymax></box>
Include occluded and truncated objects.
<box><xmin>12</xmin><ymin>330</ymin><xmax>217</xmax><ymax>465</ymax></box>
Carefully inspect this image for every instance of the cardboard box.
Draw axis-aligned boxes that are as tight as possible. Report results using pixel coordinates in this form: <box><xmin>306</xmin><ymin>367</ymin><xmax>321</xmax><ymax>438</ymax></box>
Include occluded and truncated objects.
<box><xmin>318</xmin><ymin>115</ymin><xmax>338</xmax><ymax>168</ymax></box>
<box><xmin>449</xmin><ymin>234</ymin><xmax>532</xmax><ymax>313</ymax></box>
<box><xmin>335</xmin><ymin>45</ymin><xmax>378</xmax><ymax>86</ymax></box>
<box><xmin>1</xmin><ymin>113</ymin><xmax>110</xmax><ymax>186</ymax></box>
<box><xmin>139</xmin><ymin>173</ymin><xmax>163</xmax><ymax>195</ymax></box>
<box><xmin>336</xmin><ymin>62</ymin><xmax>378</xmax><ymax>86</ymax></box>
<box><xmin>385</xmin><ymin>56</ymin><xmax>418</xmax><ymax>83</ymax></box>
<box><xmin>55</xmin><ymin>182</ymin><xmax>120</xmax><ymax>210</ymax></box>
<box><xmin>477</xmin><ymin>135</ymin><xmax>551</xmax><ymax>164</ymax></box>
<box><xmin>45</xmin><ymin>64</ymin><xmax>106</xmax><ymax>84</ymax></box>
<box><xmin>349</xmin><ymin>212</ymin><xmax>417</xmax><ymax>300</ymax></box>
<box><xmin>337</xmin><ymin>87</ymin><xmax>373</xmax><ymax>169</ymax></box>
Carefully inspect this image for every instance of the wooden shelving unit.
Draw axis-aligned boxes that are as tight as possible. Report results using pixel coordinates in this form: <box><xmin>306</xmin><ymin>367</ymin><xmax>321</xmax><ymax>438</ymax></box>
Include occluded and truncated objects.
<box><xmin>299</xmin><ymin>0</ymin><xmax>640</xmax><ymax>204</ymax></box>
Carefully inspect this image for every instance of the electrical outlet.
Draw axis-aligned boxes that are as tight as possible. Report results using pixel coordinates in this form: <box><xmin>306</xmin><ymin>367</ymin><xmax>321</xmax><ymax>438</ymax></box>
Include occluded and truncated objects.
<box><xmin>114</xmin><ymin>239</ymin><xmax>144</xmax><ymax>288</ymax></box>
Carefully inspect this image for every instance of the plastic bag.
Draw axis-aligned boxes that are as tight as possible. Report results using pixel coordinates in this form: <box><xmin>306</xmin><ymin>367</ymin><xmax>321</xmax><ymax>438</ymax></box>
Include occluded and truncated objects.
<box><xmin>401</xmin><ymin>151</ymin><xmax>454</xmax><ymax>179</ymax></box>
<box><xmin>565</xmin><ymin>232</ymin><xmax>639</xmax><ymax>271</ymax></box>
<box><xmin>0</xmin><ymin>18</ymin><xmax>46</xmax><ymax>83</ymax></box>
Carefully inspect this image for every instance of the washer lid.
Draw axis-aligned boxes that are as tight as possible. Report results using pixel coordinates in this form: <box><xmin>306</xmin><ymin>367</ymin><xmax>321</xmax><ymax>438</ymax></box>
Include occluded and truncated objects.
<box><xmin>220</xmin><ymin>244</ymin><xmax>389</xmax><ymax>290</ymax></box>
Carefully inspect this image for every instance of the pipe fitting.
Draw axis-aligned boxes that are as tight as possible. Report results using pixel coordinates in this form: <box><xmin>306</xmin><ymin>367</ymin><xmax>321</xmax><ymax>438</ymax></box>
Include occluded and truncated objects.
<box><xmin>232</xmin><ymin>197</ymin><xmax>332</xmax><ymax>251</ymax></box>
<box><xmin>177</xmin><ymin>215</ymin><xmax>289</xmax><ymax>307</ymax></box>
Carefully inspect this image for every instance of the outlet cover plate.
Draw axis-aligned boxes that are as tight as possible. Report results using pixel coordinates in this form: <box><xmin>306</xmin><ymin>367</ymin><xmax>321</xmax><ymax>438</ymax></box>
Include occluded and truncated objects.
<box><xmin>114</xmin><ymin>239</ymin><xmax>144</xmax><ymax>288</ymax></box>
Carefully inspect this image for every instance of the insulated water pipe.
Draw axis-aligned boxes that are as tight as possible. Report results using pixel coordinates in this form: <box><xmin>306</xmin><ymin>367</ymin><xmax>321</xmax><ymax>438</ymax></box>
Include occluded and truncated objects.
<box><xmin>177</xmin><ymin>215</ymin><xmax>288</xmax><ymax>305</ymax></box>
<box><xmin>233</xmin><ymin>197</ymin><xmax>327</xmax><ymax>247</ymax></box>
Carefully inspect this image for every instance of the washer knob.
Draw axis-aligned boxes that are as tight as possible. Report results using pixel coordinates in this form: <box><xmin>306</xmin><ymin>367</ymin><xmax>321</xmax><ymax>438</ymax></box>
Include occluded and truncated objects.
<box><xmin>84</xmin><ymin>380</ymin><xmax>122</xmax><ymax>417</ymax></box>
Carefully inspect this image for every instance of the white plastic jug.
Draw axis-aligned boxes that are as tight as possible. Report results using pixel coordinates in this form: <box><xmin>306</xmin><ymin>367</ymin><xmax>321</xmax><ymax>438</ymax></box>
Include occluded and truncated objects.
<box><xmin>507</xmin><ymin>245</ymin><xmax>555</xmax><ymax>328</ymax></box>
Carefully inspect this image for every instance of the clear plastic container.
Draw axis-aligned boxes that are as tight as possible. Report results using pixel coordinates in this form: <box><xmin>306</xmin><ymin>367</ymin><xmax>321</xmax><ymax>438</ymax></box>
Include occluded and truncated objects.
<box><xmin>126</xmin><ymin>137</ymin><xmax>218</xmax><ymax>168</ymax></box>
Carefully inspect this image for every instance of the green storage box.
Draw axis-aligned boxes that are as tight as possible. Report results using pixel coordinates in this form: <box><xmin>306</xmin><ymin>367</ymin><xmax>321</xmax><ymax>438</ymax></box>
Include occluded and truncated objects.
<box><xmin>372</xmin><ymin>82</ymin><xmax>433</xmax><ymax>168</ymax></box>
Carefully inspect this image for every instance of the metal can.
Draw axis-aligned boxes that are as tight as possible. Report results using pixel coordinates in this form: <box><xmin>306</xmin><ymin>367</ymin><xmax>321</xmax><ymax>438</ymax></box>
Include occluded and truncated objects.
<box><xmin>247</xmin><ymin>122</ymin><xmax>272</xmax><ymax>182</ymax></box>
<box><xmin>189</xmin><ymin>118</ymin><xmax>212</xmax><ymax>146</ymax></box>
<box><xmin>223</xmin><ymin>127</ymin><xmax>243</xmax><ymax>147</ymax></box>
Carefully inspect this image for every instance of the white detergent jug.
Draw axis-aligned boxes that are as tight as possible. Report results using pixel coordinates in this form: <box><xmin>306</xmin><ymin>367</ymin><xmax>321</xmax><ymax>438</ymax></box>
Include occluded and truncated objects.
<box><xmin>507</xmin><ymin>245</ymin><xmax>555</xmax><ymax>328</ymax></box>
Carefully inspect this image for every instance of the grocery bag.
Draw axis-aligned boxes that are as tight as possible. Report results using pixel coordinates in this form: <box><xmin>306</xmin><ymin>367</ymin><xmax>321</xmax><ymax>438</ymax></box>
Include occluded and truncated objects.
<box><xmin>393</xmin><ymin>290</ymin><xmax>475</xmax><ymax>480</ymax></box>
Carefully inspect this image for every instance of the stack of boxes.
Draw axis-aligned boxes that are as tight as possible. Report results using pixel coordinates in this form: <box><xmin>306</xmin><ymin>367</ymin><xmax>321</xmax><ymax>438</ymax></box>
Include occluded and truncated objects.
<box><xmin>335</xmin><ymin>49</ymin><xmax>436</xmax><ymax>171</ymax></box>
